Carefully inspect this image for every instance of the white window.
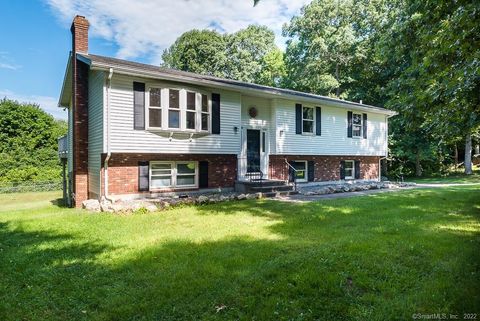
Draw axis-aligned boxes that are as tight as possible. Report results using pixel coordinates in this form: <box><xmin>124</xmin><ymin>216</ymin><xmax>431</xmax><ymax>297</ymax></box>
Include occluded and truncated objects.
<box><xmin>168</xmin><ymin>89</ymin><xmax>180</xmax><ymax>129</ymax></box>
<box><xmin>148</xmin><ymin>88</ymin><xmax>162</xmax><ymax>128</ymax></box>
<box><xmin>302</xmin><ymin>106</ymin><xmax>314</xmax><ymax>134</ymax></box>
<box><xmin>352</xmin><ymin>113</ymin><xmax>362</xmax><ymax>137</ymax></box>
<box><xmin>150</xmin><ymin>161</ymin><xmax>198</xmax><ymax>189</ymax></box>
<box><xmin>344</xmin><ymin>160</ymin><xmax>354</xmax><ymax>179</ymax></box>
<box><xmin>201</xmin><ymin>94</ymin><xmax>209</xmax><ymax>132</ymax></box>
<box><xmin>293</xmin><ymin>160</ymin><xmax>307</xmax><ymax>182</ymax></box>
<box><xmin>146</xmin><ymin>88</ymin><xmax>210</xmax><ymax>133</ymax></box>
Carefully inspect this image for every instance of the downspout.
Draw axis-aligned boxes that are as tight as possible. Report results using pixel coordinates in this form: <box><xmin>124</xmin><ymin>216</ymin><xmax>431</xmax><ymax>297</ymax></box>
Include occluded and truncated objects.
<box><xmin>379</xmin><ymin>114</ymin><xmax>394</xmax><ymax>181</ymax></box>
<box><xmin>103</xmin><ymin>68</ymin><xmax>114</xmax><ymax>201</ymax></box>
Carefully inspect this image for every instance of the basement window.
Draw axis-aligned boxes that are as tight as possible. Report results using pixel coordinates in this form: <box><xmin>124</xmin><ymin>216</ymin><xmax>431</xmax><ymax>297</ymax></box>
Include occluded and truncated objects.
<box><xmin>344</xmin><ymin>160</ymin><xmax>354</xmax><ymax>179</ymax></box>
<box><xmin>150</xmin><ymin>161</ymin><xmax>198</xmax><ymax>189</ymax></box>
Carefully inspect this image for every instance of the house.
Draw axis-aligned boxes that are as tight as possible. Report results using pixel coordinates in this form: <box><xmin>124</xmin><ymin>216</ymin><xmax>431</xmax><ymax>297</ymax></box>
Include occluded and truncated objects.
<box><xmin>58</xmin><ymin>16</ymin><xmax>397</xmax><ymax>208</ymax></box>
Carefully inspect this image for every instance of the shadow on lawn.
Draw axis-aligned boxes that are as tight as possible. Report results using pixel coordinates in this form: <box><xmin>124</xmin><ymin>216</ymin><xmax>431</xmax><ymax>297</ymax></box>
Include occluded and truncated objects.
<box><xmin>0</xmin><ymin>187</ymin><xmax>479</xmax><ymax>320</ymax></box>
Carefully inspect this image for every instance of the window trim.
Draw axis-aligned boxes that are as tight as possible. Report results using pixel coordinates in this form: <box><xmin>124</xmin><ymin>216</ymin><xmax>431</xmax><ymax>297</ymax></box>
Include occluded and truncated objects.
<box><xmin>293</xmin><ymin>160</ymin><xmax>308</xmax><ymax>183</ymax></box>
<box><xmin>344</xmin><ymin>160</ymin><xmax>355</xmax><ymax>180</ymax></box>
<box><xmin>302</xmin><ymin>106</ymin><xmax>315</xmax><ymax>135</ymax></box>
<box><xmin>145</xmin><ymin>84</ymin><xmax>211</xmax><ymax>134</ymax></box>
<box><xmin>352</xmin><ymin>112</ymin><xmax>363</xmax><ymax>138</ymax></box>
<box><xmin>149</xmin><ymin>161</ymin><xmax>199</xmax><ymax>190</ymax></box>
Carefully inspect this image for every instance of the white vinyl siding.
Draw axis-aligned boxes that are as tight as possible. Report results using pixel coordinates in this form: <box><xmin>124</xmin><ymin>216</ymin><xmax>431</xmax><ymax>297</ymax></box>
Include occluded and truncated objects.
<box><xmin>108</xmin><ymin>74</ymin><xmax>240</xmax><ymax>154</ymax></box>
<box><xmin>274</xmin><ymin>99</ymin><xmax>387</xmax><ymax>156</ymax></box>
<box><xmin>88</xmin><ymin>70</ymin><xmax>105</xmax><ymax>198</ymax></box>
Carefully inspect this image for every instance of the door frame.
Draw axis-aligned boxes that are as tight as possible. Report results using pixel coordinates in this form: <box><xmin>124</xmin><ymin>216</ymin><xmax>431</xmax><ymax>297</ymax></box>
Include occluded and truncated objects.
<box><xmin>239</xmin><ymin>126</ymin><xmax>269</xmax><ymax>181</ymax></box>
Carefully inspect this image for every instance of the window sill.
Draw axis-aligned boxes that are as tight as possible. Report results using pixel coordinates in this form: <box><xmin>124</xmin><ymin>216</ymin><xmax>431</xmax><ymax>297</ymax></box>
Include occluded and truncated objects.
<box><xmin>150</xmin><ymin>186</ymin><xmax>198</xmax><ymax>192</ymax></box>
<box><xmin>301</xmin><ymin>132</ymin><xmax>315</xmax><ymax>136</ymax></box>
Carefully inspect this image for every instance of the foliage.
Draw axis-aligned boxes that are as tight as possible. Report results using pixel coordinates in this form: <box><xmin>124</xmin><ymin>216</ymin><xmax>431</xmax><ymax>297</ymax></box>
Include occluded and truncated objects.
<box><xmin>162</xmin><ymin>29</ymin><xmax>227</xmax><ymax>77</ymax></box>
<box><xmin>162</xmin><ymin>25</ymin><xmax>285</xmax><ymax>86</ymax></box>
<box><xmin>0</xmin><ymin>187</ymin><xmax>479</xmax><ymax>319</ymax></box>
<box><xmin>0</xmin><ymin>98</ymin><xmax>66</xmax><ymax>182</ymax></box>
<box><xmin>282</xmin><ymin>0</ymin><xmax>393</xmax><ymax>100</ymax></box>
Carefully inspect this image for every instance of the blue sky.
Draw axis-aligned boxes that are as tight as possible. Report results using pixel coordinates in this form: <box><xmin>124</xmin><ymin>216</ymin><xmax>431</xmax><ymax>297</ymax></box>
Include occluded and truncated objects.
<box><xmin>0</xmin><ymin>0</ymin><xmax>309</xmax><ymax>120</ymax></box>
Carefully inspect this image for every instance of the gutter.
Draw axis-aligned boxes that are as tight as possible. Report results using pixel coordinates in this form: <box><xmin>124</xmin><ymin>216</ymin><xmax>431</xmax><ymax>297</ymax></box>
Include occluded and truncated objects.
<box><xmin>103</xmin><ymin>68</ymin><xmax>114</xmax><ymax>202</ymax></box>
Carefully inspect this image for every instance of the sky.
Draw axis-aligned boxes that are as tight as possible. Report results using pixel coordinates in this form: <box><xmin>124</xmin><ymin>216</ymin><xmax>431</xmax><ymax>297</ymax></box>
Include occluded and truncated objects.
<box><xmin>0</xmin><ymin>0</ymin><xmax>310</xmax><ymax>120</ymax></box>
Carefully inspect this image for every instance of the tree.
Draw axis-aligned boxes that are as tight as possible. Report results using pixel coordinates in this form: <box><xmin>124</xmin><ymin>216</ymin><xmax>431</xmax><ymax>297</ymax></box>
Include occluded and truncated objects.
<box><xmin>162</xmin><ymin>25</ymin><xmax>285</xmax><ymax>86</ymax></box>
<box><xmin>379</xmin><ymin>0</ymin><xmax>480</xmax><ymax>175</ymax></box>
<box><xmin>282</xmin><ymin>0</ymin><xmax>392</xmax><ymax>100</ymax></box>
<box><xmin>0</xmin><ymin>98</ymin><xmax>66</xmax><ymax>182</ymax></box>
<box><xmin>162</xmin><ymin>29</ymin><xmax>227</xmax><ymax>77</ymax></box>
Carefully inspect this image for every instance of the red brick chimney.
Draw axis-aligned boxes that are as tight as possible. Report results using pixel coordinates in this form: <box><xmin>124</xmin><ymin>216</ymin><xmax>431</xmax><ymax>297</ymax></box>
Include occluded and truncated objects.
<box><xmin>71</xmin><ymin>15</ymin><xmax>89</xmax><ymax>53</ymax></box>
<box><xmin>70</xmin><ymin>15</ymin><xmax>90</xmax><ymax>207</ymax></box>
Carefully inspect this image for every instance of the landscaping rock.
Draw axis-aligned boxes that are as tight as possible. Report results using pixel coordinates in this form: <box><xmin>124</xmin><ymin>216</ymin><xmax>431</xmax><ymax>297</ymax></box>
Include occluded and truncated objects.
<box><xmin>237</xmin><ymin>194</ymin><xmax>246</xmax><ymax>200</ymax></box>
<box><xmin>197</xmin><ymin>195</ymin><xmax>209</xmax><ymax>204</ymax></box>
<box><xmin>246</xmin><ymin>193</ymin><xmax>257</xmax><ymax>200</ymax></box>
<box><xmin>82</xmin><ymin>199</ymin><xmax>100</xmax><ymax>212</ymax></box>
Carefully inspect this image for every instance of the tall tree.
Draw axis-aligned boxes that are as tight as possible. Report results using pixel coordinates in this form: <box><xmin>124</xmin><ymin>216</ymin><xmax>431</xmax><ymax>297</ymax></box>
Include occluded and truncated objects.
<box><xmin>380</xmin><ymin>0</ymin><xmax>480</xmax><ymax>174</ymax></box>
<box><xmin>162</xmin><ymin>29</ymin><xmax>227</xmax><ymax>77</ymax></box>
<box><xmin>161</xmin><ymin>25</ymin><xmax>285</xmax><ymax>86</ymax></box>
<box><xmin>282</xmin><ymin>0</ymin><xmax>391</xmax><ymax>101</ymax></box>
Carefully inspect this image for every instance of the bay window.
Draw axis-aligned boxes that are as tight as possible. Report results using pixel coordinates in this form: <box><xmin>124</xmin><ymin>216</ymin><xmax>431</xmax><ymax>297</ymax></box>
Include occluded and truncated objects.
<box><xmin>201</xmin><ymin>94</ymin><xmax>209</xmax><ymax>131</ymax></box>
<box><xmin>146</xmin><ymin>87</ymin><xmax>211</xmax><ymax>133</ymax></box>
<box><xmin>148</xmin><ymin>88</ymin><xmax>162</xmax><ymax>128</ymax></box>
<box><xmin>168</xmin><ymin>89</ymin><xmax>180</xmax><ymax>128</ymax></box>
<box><xmin>150</xmin><ymin>161</ymin><xmax>198</xmax><ymax>189</ymax></box>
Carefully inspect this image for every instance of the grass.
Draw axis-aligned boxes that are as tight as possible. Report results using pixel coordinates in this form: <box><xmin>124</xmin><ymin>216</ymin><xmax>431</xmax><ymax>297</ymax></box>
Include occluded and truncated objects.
<box><xmin>406</xmin><ymin>166</ymin><xmax>480</xmax><ymax>184</ymax></box>
<box><xmin>0</xmin><ymin>187</ymin><xmax>479</xmax><ymax>320</ymax></box>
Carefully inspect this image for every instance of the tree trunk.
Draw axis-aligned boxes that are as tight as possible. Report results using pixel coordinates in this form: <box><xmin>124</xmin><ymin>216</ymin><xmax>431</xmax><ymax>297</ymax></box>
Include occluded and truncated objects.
<box><xmin>415</xmin><ymin>150</ymin><xmax>422</xmax><ymax>177</ymax></box>
<box><xmin>464</xmin><ymin>133</ymin><xmax>473</xmax><ymax>175</ymax></box>
<box><xmin>454</xmin><ymin>143</ymin><xmax>458</xmax><ymax>168</ymax></box>
<box><xmin>475</xmin><ymin>144</ymin><xmax>480</xmax><ymax>155</ymax></box>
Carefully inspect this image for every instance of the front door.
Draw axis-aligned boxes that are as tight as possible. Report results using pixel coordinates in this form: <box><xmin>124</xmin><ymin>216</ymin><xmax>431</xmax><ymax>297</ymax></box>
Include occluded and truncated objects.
<box><xmin>246</xmin><ymin>129</ymin><xmax>261</xmax><ymax>172</ymax></box>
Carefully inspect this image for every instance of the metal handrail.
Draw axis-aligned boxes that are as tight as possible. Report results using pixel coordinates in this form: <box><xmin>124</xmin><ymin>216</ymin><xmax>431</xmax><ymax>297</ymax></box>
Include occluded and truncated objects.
<box><xmin>284</xmin><ymin>159</ymin><xmax>297</xmax><ymax>191</ymax></box>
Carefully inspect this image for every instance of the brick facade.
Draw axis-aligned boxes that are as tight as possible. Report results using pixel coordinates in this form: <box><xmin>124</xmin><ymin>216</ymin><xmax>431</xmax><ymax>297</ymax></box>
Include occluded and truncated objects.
<box><xmin>102</xmin><ymin>153</ymin><xmax>237</xmax><ymax>196</ymax></box>
<box><xmin>71</xmin><ymin>16</ymin><xmax>90</xmax><ymax>208</ymax></box>
<box><xmin>269</xmin><ymin>155</ymin><xmax>380</xmax><ymax>182</ymax></box>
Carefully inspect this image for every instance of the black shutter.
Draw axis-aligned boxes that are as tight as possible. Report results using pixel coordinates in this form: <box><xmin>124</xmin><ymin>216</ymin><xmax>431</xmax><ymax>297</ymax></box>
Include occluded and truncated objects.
<box><xmin>138</xmin><ymin>161</ymin><xmax>149</xmax><ymax>191</ymax></box>
<box><xmin>363</xmin><ymin>113</ymin><xmax>367</xmax><ymax>139</ymax></box>
<box><xmin>355</xmin><ymin>160</ymin><xmax>361</xmax><ymax>179</ymax></box>
<box><xmin>211</xmin><ymin>93</ymin><xmax>220</xmax><ymax>134</ymax></box>
<box><xmin>347</xmin><ymin>111</ymin><xmax>353</xmax><ymax>138</ymax></box>
<box><xmin>199</xmin><ymin>161</ymin><xmax>209</xmax><ymax>188</ymax></box>
<box><xmin>315</xmin><ymin>107</ymin><xmax>322</xmax><ymax>136</ymax></box>
<box><xmin>307</xmin><ymin>161</ymin><xmax>315</xmax><ymax>182</ymax></box>
<box><xmin>295</xmin><ymin>103</ymin><xmax>302</xmax><ymax>134</ymax></box>
<box><xmin>340</xmin><ymin>161</ymin><xmax>346</xmax><ymax>179</ymax></box>
<box><xmin>133</xmin><ymin>82</ymin><xmax>145</xmax><ymax>130</ymax></box>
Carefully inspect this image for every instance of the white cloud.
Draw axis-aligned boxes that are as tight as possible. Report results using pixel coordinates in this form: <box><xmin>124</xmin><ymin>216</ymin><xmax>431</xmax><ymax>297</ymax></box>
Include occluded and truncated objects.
<box><xmin>0</xmin><ymin>62</ymin><xmax>21</xmax><ymax>70</ymax></box>
<box><xmin>46</xmin><ymin>0</ymin><xmax>310</xmax><ymax>64</ymax></box>
<box><xmin>0</xmin><ymin>89</ymin><xmax>66</xmax><ymax>120</ymax></box>
<box><xmin>0</xmin><ymin>52</ymin><xmax>21</xmax><ymax>70</ymax></box>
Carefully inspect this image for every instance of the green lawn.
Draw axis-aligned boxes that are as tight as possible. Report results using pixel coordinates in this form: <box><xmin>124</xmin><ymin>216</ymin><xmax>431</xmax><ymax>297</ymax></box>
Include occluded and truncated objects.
<box><xmin>406</xmin><ymin>167</ymin><xmax>480</xmax><ymax>184</ymax></box>
<box><xmin>0</xmin><ymin>187</ymin><xmax>479</xmax><ymax>320</ymax></box>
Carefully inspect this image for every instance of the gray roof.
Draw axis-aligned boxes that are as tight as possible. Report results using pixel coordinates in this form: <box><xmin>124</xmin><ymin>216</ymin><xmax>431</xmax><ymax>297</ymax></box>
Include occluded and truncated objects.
<box><xmin>77</xmin><ymin>53</ymin><xmax>396</xmax><ymax>116</ymax></box>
